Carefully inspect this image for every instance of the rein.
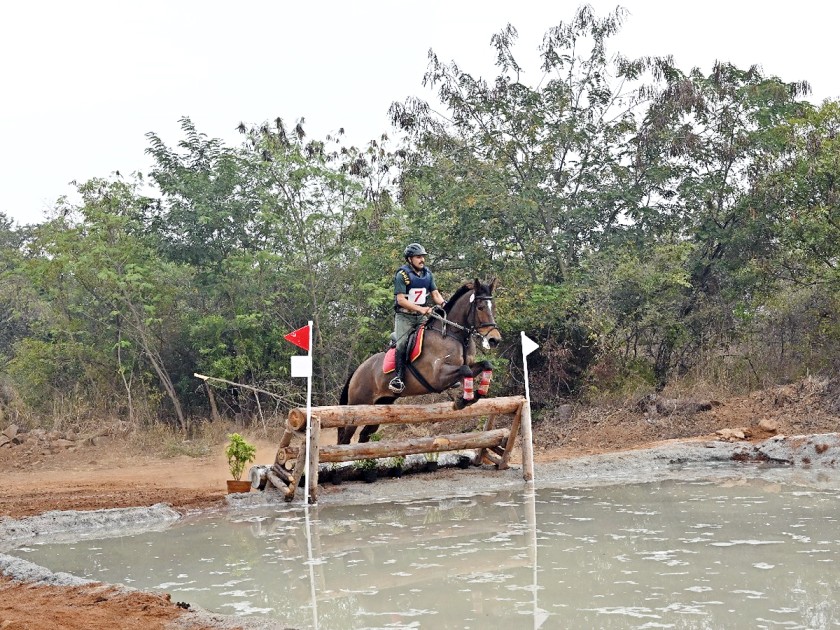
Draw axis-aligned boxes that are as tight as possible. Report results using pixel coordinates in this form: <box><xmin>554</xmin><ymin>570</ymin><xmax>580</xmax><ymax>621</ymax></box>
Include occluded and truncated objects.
<box><xmin>426</xmin><ymin>295</ymin><xmax>499</xmax><ymax>351</ymax></box>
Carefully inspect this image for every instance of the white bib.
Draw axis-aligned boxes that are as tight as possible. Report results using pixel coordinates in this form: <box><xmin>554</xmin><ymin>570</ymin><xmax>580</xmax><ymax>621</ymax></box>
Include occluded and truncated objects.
<box><xmin>407</xmin><ymin>287</ymin><xmax>428</xmax><ymax>305</ymax></box>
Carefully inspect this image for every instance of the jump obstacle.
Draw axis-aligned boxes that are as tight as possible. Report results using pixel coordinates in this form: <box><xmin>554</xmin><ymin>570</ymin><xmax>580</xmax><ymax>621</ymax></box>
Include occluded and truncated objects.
<box><xmin>257</xmin><ymin>395</ymin><xmax>531</xmax><ymax>503</ymax></box>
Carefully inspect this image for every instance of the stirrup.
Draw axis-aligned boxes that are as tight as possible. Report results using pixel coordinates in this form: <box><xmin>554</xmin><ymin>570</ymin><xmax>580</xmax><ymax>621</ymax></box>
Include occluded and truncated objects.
<box><xmin>388</xmin><ymin>376</ymin><xmax>405</xmax><ymax>393</ymax></box>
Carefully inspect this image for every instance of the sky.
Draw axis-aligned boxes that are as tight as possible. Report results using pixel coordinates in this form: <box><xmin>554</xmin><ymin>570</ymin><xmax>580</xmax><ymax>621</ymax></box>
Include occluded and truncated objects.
<box><xmin>2</xmin><ymin>0</ymin><xmax>838</xmax><ymax>226</ymax></box>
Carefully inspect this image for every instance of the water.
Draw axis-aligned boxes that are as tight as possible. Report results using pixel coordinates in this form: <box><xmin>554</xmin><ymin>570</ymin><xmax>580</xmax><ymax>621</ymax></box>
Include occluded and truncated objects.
<box><xmin>13</xmin><ymin>478</ymin><xmax>840</xmax><ymax>628</ymax></box>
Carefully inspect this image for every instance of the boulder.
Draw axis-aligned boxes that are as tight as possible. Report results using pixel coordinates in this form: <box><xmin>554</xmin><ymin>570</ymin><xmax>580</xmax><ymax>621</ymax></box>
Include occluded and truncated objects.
<box><xmin>716</xmin><ymin>427</ymin><xmax>746</xmax><ymax>441</ymax></box>
<box><xmin>758</xmin><ymin>418</ymin><xmax>780</xmax><ymax>433</ymax></box>
<box><xmin>2</xmin><ymin>424</ymin><xmax>19</xmax><ymax>440</ymax></box>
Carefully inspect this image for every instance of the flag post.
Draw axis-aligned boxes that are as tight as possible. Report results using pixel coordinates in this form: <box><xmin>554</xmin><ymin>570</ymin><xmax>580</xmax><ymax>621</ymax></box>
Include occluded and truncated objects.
<box><xmin>304</xmin><ymin>321</ymin><xmax>313</xmax><ymax>504</ymax></box>
<box><xmin>520</xmin><ymin>331</ymin><xmax>539</xmax><ymax>482</ymax></box>
<box><xmin>285</xmin><ymin>322</ymin><xmax>314</xmax><ymax>504</ymax></box>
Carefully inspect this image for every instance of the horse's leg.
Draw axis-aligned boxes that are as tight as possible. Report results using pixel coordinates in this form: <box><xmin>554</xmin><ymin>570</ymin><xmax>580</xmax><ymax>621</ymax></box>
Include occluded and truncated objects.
<box><xmin>336</xmin><ymin>426</ymin><xmax>356</xmax><ymax>445</ymax></box>
<box><xmin>358</xmin><ymin>424</ymin><xmax>380</xmax><ymax>443</ymax></box>
<box><xmin>358</xmin><ymin>395</ymin><xmax>396</xmax><ymax>442</ymax></box>
<box><xmin>453</xmin><ymin>361</ymin><xmax>494</xmax><ymax>409</ymax></box>
<box><xmin>473</xmin><ymin>360</ymin><xmax>494</xmax><ymax>400</ymax></box>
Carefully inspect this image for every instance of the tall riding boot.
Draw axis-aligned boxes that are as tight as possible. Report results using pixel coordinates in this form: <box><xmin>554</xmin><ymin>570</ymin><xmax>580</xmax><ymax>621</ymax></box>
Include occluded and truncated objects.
<box><xmin>389</xmin><ymin>350</ymin><xmax>406</xmax><ymax>393</ymax></box>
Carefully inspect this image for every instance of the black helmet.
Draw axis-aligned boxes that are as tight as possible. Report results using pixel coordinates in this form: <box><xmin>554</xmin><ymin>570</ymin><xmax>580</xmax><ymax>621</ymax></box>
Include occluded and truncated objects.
<box><xmin>404</xmin><ymin>242</ymin><xmax>428</xmax><ymax>258</ymax></box>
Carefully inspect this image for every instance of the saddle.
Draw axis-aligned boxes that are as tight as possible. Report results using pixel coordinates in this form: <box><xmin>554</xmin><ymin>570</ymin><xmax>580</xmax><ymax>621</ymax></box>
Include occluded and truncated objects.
<box><xmin>382</xmin><ymin>327</ymin><xmax>426</xmax><ymax>374</ymax></box>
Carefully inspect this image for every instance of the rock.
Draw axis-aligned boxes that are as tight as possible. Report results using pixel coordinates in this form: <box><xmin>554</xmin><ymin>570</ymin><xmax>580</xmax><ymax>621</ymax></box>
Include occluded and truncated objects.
<box><xmin>2</xmin><ymin>424</ymin><xmax>19</xmax><ymax>440</ymax></box>
<box><xmin>90</xmin><ymin>435</ymin><xmax>109</xmax><ymax>447</ymax></box>
<box><xmin>716</xmin><ymin>428</ymin><xmax>746</xmax><ymax>441</ymax></box>
<box><xmin>0</xmin><ymin>435</ymin><xmax>10</xmax><ymax>448</ymax></box>
<box><xmin>52</xmin><ymin>439</ymin><xmax>75</xmax><ymax>449</ymax></box>
<box><xmin>555</xmin><ymin>404</ymin><xmax>573</xmax><ymax>421</ymax></box>
<box><xmin>758</xmin><ymin>418</ymin><xmax>779</xmax><ymax>433</ymax></box>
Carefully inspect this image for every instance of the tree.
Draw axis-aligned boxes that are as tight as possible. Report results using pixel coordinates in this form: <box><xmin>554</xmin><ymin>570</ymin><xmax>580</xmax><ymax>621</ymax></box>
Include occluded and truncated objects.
<box><xmin>390</xmin><ymin>6</ymin><xmax>675</xmax><ymax>285</ymax></box>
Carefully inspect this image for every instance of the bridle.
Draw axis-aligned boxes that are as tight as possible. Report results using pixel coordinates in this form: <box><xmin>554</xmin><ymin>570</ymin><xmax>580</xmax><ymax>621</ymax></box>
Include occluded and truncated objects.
<box><xmin>427</xmin><ymin>292</ymin><xmax>499</xmax><ymax>351</ymax></box>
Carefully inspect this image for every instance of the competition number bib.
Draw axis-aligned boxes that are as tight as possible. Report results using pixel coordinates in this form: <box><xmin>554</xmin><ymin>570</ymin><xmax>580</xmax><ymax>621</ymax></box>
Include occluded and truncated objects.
<box><xmin>408</xmin><ymin>288</ymin><xmax>428</xmax><ymax>304</ymax></box>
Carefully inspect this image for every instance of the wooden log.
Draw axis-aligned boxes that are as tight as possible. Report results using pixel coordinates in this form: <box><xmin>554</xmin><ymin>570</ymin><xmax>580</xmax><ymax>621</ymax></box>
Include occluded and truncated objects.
<box><xmin>277</xmin><ymin>427</ymin><xmax>294</xmax><ymax>449</ymax></box>
<box><xmin>266</xmin><ymin>469</ymin><xmax>289</xmax><ymax>491</ymax></box>
<box><xmin>287</xmin><ymin>396</ymin><xmax>525</xmax><ymax>431</ymax></box>
<box><xmin>274</xmin><ymin>446</ymin><xmax>298</xmax><ymax>470</ymax></box>
<box><xmin>482</xmin><ymin>451</ymin><xmax>503</xmax><ymax>467</ymax></box>
<box><xmin>499</xmin><ymin>401</ymin><xmax>523</xmax><ymax>470</ymax></box>
<box><xmin>279</xmin><ymin>429</ymin><xmax>510</xmax><ymax>464</ymax></box>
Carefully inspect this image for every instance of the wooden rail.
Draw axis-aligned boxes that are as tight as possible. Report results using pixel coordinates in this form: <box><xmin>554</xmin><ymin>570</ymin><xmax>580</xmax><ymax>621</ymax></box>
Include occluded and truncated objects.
<box><xmin>267</xmin><ymin>395</ymin><xmax>529</xmax><ymax>503</ymax></box>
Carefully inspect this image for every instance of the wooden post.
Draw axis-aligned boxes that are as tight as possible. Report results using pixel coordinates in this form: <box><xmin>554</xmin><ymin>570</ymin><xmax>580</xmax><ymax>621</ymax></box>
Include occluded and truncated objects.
<box><xmin>499</xmin><ymin>401</ymin><xmax>524</xmax><ymax>470</ymax></box>
<box><xmin>285</xmin><ymin>443</ymin><xmax>308</xmax><ymax>502</ymax></box>
<box><xmin>474</xmin><ymin>414</ymin><xmax>497</xmax><ymax>466</ymax></box>
<box><xmin>520</xmin><ymin>401</ymin><xmax>534</xmax><ymax>481</ymax></box>
<box><xmin>307</xmin><ymin>415</ymin><xmax>320</xmax><ymax>503</ymax></box>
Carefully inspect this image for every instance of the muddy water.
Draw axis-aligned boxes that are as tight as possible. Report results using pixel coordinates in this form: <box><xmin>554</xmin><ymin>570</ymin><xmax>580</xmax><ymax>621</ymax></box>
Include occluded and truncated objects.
<box><xmin>13</xmin><ymin>477</ymin><xmax>840</xmax><ymax>629</ymax></box>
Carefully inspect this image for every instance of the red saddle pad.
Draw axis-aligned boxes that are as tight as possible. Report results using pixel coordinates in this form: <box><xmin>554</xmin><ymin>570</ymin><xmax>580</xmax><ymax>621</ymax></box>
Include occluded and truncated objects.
<box><xmin>383</xmin><ymin>327</ymin><xmax>426</xmax><ymax>374</ymax></box>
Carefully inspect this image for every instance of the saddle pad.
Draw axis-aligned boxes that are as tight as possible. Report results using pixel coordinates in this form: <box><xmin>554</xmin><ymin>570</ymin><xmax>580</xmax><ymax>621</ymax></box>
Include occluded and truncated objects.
<box><xmin>382</xmin><ymin>327</ymin><xmax>426</xmax><ymax>374</ymax></box>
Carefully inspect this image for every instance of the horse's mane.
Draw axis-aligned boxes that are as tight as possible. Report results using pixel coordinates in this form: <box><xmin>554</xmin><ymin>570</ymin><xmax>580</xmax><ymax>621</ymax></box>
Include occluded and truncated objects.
<box><xmin>444</xmin><ymin>281</ymin><xmax>477</xmax><ymax>314</ymax></box>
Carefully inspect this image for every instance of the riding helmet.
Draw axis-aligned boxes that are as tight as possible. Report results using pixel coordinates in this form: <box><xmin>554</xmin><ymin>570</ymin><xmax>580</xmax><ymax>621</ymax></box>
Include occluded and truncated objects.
<box><xmin>404</xmin><ymin>243</ymin><xmax>428</xmax><ymax>258</ymax></box>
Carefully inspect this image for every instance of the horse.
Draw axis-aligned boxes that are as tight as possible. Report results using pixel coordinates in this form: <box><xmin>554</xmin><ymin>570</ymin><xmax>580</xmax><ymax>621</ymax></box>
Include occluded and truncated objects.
<box><xmin>337</xmin><ymin>278</ymin><xmax>502</xmax><ymax>444</ymax></box>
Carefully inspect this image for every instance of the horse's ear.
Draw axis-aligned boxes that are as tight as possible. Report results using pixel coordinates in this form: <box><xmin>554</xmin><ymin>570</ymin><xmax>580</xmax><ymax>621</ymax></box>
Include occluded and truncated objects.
<box><xmin>473</xmin><ymin>278</ymin><xmax>481</xmax><ymax>293</ymax></box>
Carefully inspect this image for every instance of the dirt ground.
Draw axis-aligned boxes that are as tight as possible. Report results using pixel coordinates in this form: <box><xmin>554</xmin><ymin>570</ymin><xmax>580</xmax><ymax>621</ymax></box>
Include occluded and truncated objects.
<box><xmin>1</xmin><ymin>376</ymin><xmax>839</xmax><ymax>629</ymax></box>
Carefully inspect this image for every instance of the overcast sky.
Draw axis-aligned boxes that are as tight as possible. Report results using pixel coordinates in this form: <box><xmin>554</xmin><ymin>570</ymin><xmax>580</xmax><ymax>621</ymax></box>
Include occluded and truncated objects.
<box><xmin>2</xmin><ymin>0</ymin><xmax>838</xmax><ymax>226</ymax></box>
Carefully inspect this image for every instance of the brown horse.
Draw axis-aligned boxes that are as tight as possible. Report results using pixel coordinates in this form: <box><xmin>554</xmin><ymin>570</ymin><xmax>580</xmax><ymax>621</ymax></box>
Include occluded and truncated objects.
<box><xmin>337</xmin><ymin>278</ymin><xmax>502</xmax><ymax>444</ymax></box>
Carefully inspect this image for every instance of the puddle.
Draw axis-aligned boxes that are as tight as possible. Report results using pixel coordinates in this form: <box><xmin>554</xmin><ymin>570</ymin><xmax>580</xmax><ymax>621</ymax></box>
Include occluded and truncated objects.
<box><xmin>11</xmin><ymin>475</ymin><xmax>840</xmax><ymax>629</ymax></box>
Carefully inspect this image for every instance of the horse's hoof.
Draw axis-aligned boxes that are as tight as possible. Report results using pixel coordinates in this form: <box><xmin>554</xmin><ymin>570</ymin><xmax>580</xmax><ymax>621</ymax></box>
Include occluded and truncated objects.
<box><xmin>453</xmin><ymin>397</ymin><xmax>468</xmax><ymax>410</ymax></box>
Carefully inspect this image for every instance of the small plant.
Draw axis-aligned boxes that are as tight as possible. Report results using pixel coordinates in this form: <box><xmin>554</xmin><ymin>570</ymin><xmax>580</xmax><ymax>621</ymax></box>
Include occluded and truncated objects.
<box><xmin>355</xmin><ymin>457</ymin><xmax>379</xmax><ymax>483</ymax></box>
<box><xmin>388</xmin><ymin>454</ymin><xmax>406</xmax><ymax>477</ymax></box>
<box><xmin>423</xmin><ymin>450</ymin><xmax>439</xmax><ymax>472</ymax></box>
<box><xmin>388</xmin><ymin>454</ymin><xmax>406</xmax><ymax>468</ymax></box>
<box><xmin>225</xmin><ymin>433</ymin><xmax>256</xmax><ymax>481</ymax></box>
<box><xmin>355</xmin><ymin>458</ymin><xmax>378</xmax><ymax>471</ymax></box>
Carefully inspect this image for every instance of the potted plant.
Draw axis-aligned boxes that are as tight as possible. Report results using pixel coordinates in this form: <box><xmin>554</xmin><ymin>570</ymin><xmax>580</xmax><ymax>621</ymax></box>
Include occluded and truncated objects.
<box><xmin>424</xmin><ymin>451</ymin><xmax>439</xmax><ymax>472</ymax></box>
<box><xmin>225</xmin><ymin>433</ymin><xmax>256</xmax><ymax>494</ymax></box>
<box><xmin>388</xmin><ymin>455</ymin><xmax>405</xmax><ymax>478</ymax></box>
<box><xmin>328</xmin><ymin>463</ymin><xmax>344</xmax><ymax>485</ymax></box>
<box><xmin>355</xmin><ymin>458</ymin><xmax>379</xmax><ymax>483</ymax></box>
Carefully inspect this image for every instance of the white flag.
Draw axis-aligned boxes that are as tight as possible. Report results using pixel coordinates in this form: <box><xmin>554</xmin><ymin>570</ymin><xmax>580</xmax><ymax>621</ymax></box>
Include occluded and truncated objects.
<box><xmin>521</xmin><ymin>332</ymin><xmax>539</xmax><ymax>357</ymax></box>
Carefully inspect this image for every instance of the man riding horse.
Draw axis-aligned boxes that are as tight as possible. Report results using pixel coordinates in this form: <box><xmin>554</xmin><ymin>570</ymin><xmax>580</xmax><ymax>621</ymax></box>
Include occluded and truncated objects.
<box><xmin>389</xmin><ymin>242</ymin><xmax>447</xmax><ymax>394</ymax></box>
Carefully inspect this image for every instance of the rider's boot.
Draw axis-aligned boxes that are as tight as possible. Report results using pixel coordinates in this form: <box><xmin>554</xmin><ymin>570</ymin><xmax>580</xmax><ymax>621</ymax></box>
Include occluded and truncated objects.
<box><xmin>388</xmin><ymin>351</ymin><xmax>406</xmax><ymax>393</ymax></box>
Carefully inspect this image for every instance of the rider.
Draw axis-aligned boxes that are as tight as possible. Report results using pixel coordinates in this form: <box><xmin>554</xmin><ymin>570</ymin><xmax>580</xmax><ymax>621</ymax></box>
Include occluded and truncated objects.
<box><xmin>389</xmin><ymin>242</ymin><xmax>446</xmax><ymax>393</ymax></box>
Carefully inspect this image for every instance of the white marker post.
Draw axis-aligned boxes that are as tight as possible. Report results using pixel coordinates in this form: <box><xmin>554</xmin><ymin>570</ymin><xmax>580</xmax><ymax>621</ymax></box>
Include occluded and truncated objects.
<box><xmin>286</xmin><ymin>321</ymin><xmax>314</xmax><ymax>504</ymax></box>
<box><xmin>520</xmin><ymin>331</ymin><xmax>539</xmax><ymax>482</ymax></box>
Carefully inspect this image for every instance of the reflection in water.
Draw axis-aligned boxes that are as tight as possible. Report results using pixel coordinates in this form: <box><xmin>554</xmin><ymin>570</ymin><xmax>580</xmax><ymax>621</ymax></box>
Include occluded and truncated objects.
<box><xmin>14</xmin><ymin>478</ymin><xmax>840</xmax><ymax>629</ymax></box>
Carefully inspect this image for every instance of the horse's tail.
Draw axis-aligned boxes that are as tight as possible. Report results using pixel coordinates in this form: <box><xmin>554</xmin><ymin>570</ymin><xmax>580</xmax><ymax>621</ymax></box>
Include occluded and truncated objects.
<box><xmin>339</xmin><ymin>367</ymin><xmax>355</xmax><ymax>405</ymax></box>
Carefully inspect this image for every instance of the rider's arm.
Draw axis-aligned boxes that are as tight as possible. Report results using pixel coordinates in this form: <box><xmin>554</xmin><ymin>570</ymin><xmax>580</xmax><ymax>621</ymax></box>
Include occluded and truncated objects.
<box><xmin>396</xmin><ymin>292</ymin><xmax>432</xmax><ymax>315</ymax></box>
<box><xmin>430</xmin><ymin>289</ymin><xmax>445</xmax><ymax>307</ymax></box>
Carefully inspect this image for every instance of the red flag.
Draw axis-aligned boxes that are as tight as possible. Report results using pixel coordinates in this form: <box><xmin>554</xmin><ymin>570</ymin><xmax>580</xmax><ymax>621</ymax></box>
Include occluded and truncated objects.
<box><xmin>284</xmin><ymin>325</ymin><xmax>310</xmax><ymax>352</ymax></box>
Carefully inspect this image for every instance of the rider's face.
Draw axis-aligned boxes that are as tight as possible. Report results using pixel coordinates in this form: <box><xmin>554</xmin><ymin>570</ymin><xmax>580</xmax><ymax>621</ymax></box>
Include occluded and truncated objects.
<box><xmin>409</xmin><ymin>255</ymin><xmax>426</xmax><ymax>270</ymax></box>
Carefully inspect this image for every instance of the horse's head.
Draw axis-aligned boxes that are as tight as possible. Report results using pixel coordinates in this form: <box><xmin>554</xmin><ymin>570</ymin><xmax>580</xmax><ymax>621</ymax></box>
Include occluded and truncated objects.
<box><xmin>472</xmin><ymin>278</ymin><xmax>502</xmax><ymax>349</ymax></box>
<box><xmin>446</xmin><ymin>278</ymin><xmax>502</xmax><ymax>349</ymax></box>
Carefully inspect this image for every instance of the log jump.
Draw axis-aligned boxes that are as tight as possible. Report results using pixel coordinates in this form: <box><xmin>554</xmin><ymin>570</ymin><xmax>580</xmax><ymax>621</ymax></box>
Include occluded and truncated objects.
<box><xmin>263</xmin><ymin>395</ymin><xmax>530</xmax><ymax>503</ymax></box>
